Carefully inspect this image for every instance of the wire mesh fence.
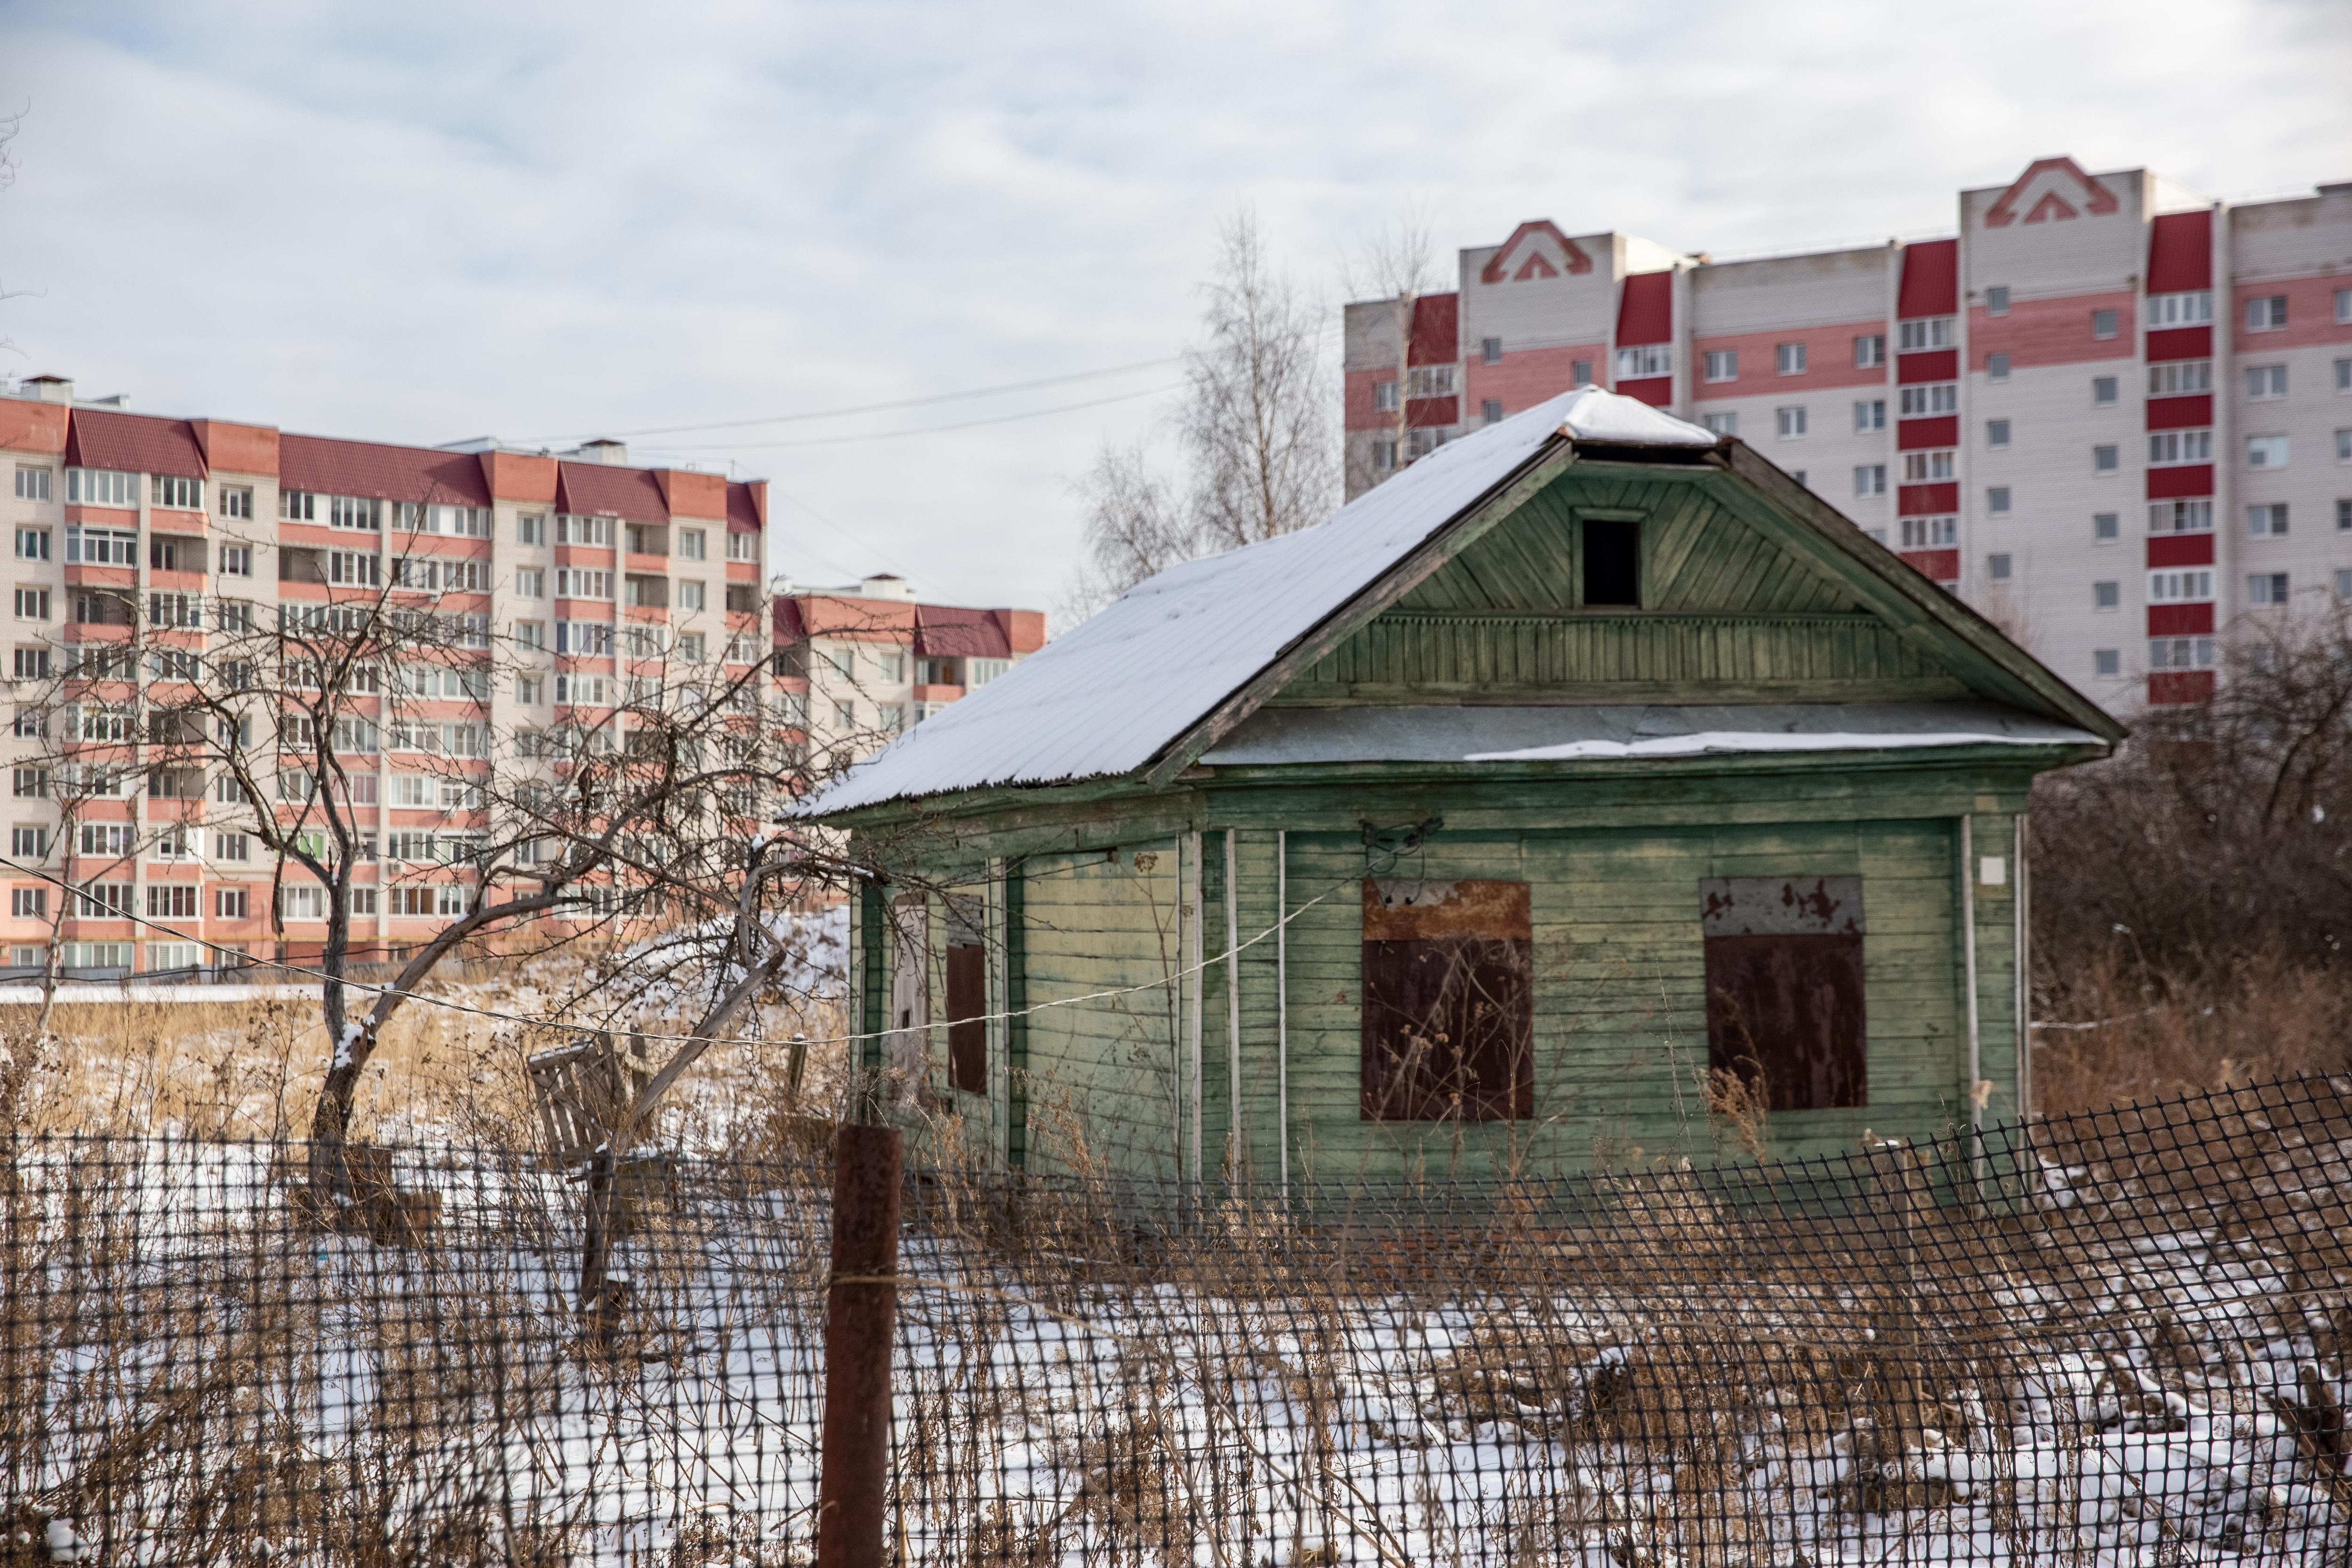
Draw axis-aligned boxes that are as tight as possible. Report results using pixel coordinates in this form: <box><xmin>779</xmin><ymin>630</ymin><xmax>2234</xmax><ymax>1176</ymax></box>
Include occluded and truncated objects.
<box><xmin>5</xmin><ymin>1073</ymin><xmax>2350</xmax><ymax>1566</ymax></box>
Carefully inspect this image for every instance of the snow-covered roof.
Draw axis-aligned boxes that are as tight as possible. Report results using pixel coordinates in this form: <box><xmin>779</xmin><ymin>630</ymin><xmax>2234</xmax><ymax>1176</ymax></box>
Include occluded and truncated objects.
<box><xmin>800</xmin><ymin>389</ymin><xmax>1715</xmax><ymax>816</ymax></box>
<box><xmin>1198</xmin><ymin>702</ymin><xmax>2105</xmax><ymax>766</ymax></box>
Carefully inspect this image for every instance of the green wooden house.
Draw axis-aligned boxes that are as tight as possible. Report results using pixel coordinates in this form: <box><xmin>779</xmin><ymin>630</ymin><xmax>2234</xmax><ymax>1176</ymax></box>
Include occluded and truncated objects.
<box><xmin>801</xmin><ymin>388</ymin><xmax>2121</xmax><ymax>1182</ymax></box>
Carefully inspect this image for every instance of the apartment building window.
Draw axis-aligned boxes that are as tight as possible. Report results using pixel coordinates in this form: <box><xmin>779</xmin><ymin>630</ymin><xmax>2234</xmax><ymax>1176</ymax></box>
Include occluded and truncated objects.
<box><xmin>2094</xmin><ymin>581</ymin><xmax>2121</xmax><ymax>609</ymax></box>
<box><xmin>2245</xmin><ymin>294</ymin><xmax>2287</xmax><ymax>332</ymax></box>
<box><xmin>13</xmin><ymin>527</ymin><xmax>46</xmax><ymax>563</ymax></box>
<box><xmin>2246</xmin><ymin>435</ymin><xmax>2289</xmax><ymax>470</ymax></box>
<box><xmin>516</xmin><ymin>568</ymin><xmax>545</xmax><ymax>599</ymax></box>
<box><xmin>672</xmin><ymin>527</ymin><xmax>705</xmax><ymax>562</ymax></box>
<box><xmin>147</xmin><ymin>592</ymin><xmax>200</xmax><ymax>629</ymax></box>
<box><xmin>2248</xmin><ymin>503</ymin><xmax>2290</xmax><ymax>537</ymax></box>
<box><xmin>213</xmin><ymin>888</ymin><xmax>248</xmax><ymax>920</ymax></box>
<box><xmin>11</xmin><ymin>649</ymin><xmax>47</xmax><ymax>682</ymax></box>
<box><xmin>11</xmin><ymin>826</ymin><xmax>46</xmax><ymax>857</ymax></box>
<box><xmin>1474</xmin><ymin>336</ymin><xmax>1501</xmax><ymax>366</ymax></box>
<box><xmin>556</xmin><ymin>568</ymin><xmax>613</xmax><ymax>598</ymax></box>
<box><xmin>1853</xmin><ymin>464</ymin><xmax>1886</xmax><ymax>496</ymax></box>
<box><xmin>1987</xmin><ymin>553</ymin><xmax>2012</xmax><ymax>581</ymax></box>
<box><xmin>9</xmin><ymin>887</ymin><xmax>43</xmax><ymax>921</ymax></box>
<box><xmin>2245</xmin><ymin>364</ymin><xmax>2288</xmax><ymax>400</ymax></box>
<box><xmin>1405</xmin><ymin>365</ymin><xmax>1456</xmax><ymax>398</ymax></box>
<box><xmin>726</xmin><ymin>531</ymin><xmax>759</xmax><ymax>562</ymax></box>
<box><xmin>1774</xmin><ymin>406</ymin><xmax>1807</xmax><ymax>439</ymax></box>
<box><xmin>2339</xmin><ymin>428</ymin><xmax>2352</xmax><ymax>464</ymax></box>
<box><xmin>2092</xmin><ymin>376</ymin><xmax>2118</xmax><ymax>406</ymax></box>
<box><xmin>2090</xmin><ymin>308</ymin><xmax>2119</xmax><ymax>340</ymax></box>
<box><xmin>217</xmin><ymin>543</ymin><xmax>251</xmax><ymax>577</ymax></box>
<box><xmin>1899</xmin><ymin>384</ymin><xmax>1958</xmax><ymax>417</ymax></box>
<box><xmin>2340</xmin><ymin>499</ymin><xmax>2352</xmax><ymax>532</ymax></box>
<box><xmin>1985</xmin><ymin>286</ymin><xmax>2010</xmax><ymax>316</ymax></box>
<box><xmin>10</xmin><ymin>765</ymin><xmax>45</xmax><ymax>798</ymax></box>
<box><xmin>150</xmin><ymin>475</ymin><xmax>200</xmax><ymax>509</ymax></box>
<box><xmin>1898</xmin><ymin>317</ymin><xmax>1954</xmax><ymax>352</ymax></box>
<box><xmin>145</xmin><ymin>884</ymin><xmax>199</xmax><ymax>921</ymax></box>
<box><xmin>212</xmin><ymin>485</ymin><xmax>252</xmax><ymax>520</ymax></box>
<box><xmin>2340</xmin><ymin>288</ymin><xmax>2352</xmax><ymax>325</ymax></box>
<box><xmin>65</xmin><ymin>526</ymin><xmax>138</xmax><ymax>566</ymax></box>
<box><xmin>2094</xmin><ymin>512</ymin><xmax>2120</xmax><ymax>541</ymax></box>
<box><xmin>2094</xmin><ymin>650</ymin><xmax>2121</xmax><ymax>677</ymax></box>
<box><xmin>1614</xmin><ymin>343</ymin><xmax>1671</xmax><ymax>379</ymax></box>
<box><xmin>2145</xmin><ymin>290</ymin><xmax>2212</xmax><ymax>328</ymax></box>
<box><xmin>556</xmin><ymin>514</ymin><xmax>613</xmax><ymax>547</ymax></box>
<box><xmin>1776</xmin><ymin>342</ymin><xmax>1808</xmax><ymax>375</ymax></box>
<box><xmin>2340</xmin><ymin>569</ymin><xmax>2352</xmax><ymax>599</ymax></box>
<box><xmin>2148</xmin><ymin>568</ymin><xmax>2214</xmax><ymax>603</ymax></box>
<box><xmin>1372</xmin><ymin>380</ymin><xmax>1399</xmax><ymax>412</ymax></box>
<box><xmin>1986</xmin><ymin>353</ymin><xmax>2011</xmax><ymax>382</ymax></box>
<box><xmin>833</xmin><ymin>700</ymin><xmax>855</xmax><ymax>729</ymax></box>
<box><xmin>1899</xmin><ymin>516</ymin><xmax>1957</xmax><ymax>549</ymax></box>
<box><xmin>1703</xmin><ymin>350</ymin><xmax>1738</xmax><ymax>382</ymax></box>
<box><xmin>2338</xmin><ymin>358</ymin><xmax>2352</xmax><ymax>393</ymax></box>
<box><xmin>327</xmin><ymin>550</ymin><xmax>380</xmax><ymax>587</ymax></box>
<box><xmin>65</xmin><ymin>469</ymin><xmax>135</xmax><ymax>507</ymax></box>
<box><xmin>2093</xmin><ymin>445</ymin><xmax>2119</xmax><ymax>473</ymax></box>
<box><xmin>1853</xmin><ymin>334</ymin><xmax>1885</xmax><ymax>369</ymax></box>
<box><xmin>13</xmin><ymin>467</ymin><xmax>50</xmax><ymax>502</ymax></box>
<box><xmin>1901</xmin><ymin>450</ymin><xmax>1956</xmax><ymax>483</ymax></box>
<box><xmin>1571</xmin><ymin>358</ymin><xmax>1593</xmax><ymax>385</ymax></box>
<box><xmin>1986</xmin><ymin>486</ymin><xmax>2011</xmax><ymax>515</ymax></box>
<box><xmin>2148</xmin><ymin>361</ymin><xmax>2211</xmax><ymax>397</ymax></box>
<box><xmin>678</xmin><ymin>579</ymin><xmax>706</xmax><ymax>612</ymax></box>
<box><xmin>1700</xmin><ymin>412</ymin><xmax>1737</xmax><ymax>436</ymax></box>
<box><xmin>12</xmin><ymin>589</ymin><xmax>47</xmax><ymax>621</ymax></box>
<box><xmin>10</xmin><ymin>708</ymin><xmax>37</xmax><ymax>738</ymax></box>
<box><xmin>2248</xmin><ymin>572</ymin><xmax>2291</xmax><ymax>606</ymax></box>
<box><xmin>1986</xmin><ymin>419</ymin><xmax>2010</xmax><ymax>449</ymax></box>
<box><xmin>1854</xmin><ymin>398</ymin><xmax>1885</xmax><ymax>432</ymax></box>
<box><xmin>2150</xmin><ymin>499</ymin><xmax>2214</xmax><ymax>534</ymax></box>
<box><xmin>1372</xmin><ymin>439</ymin><xmax>1398</xmax><ymax>473</ymax></box>
<box><xmin>2147</xmin><ymin>430</ymin><xmax>2213</xmax><ymax>466</ymax></box>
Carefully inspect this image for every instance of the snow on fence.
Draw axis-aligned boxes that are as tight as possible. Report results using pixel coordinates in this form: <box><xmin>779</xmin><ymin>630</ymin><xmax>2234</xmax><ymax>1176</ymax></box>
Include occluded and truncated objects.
<box><xmin>5</xmin><ymin>1075</ymin><xmax>2351</xmax><ymax>1567</ymax></box>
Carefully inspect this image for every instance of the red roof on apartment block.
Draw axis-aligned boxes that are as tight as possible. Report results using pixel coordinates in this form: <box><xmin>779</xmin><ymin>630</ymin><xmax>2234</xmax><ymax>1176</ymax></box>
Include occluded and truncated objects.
<box><xmin>280</xmin><ymin>433</ymin><xmax>493</xmax><ymax>505</ymax></box>
<box><xmin>1615</xmin><ymin>271</ymin><xmax>1673</xmax><ymax>348</ymax></box>
<box><xmin>555</xmin><ymin>460</ymin><xmax>668</xmax><ymax>521</ymax></box>
<box><xmin>64</xmin><ymin>408</ymin><xmax>207</xmax><ymax>479</ymax></box>
<box><xmin>1897</xmin><ymin>239</ymin><xmax>1958</xmax><ymax>319</ymax></box>
<box><xmin>726</xmin><ymin>479</ymin><xmax>764</xmax><ymax>532</ymax></box>
<box><xmin>1408</xmin><ymin>294</ymin><xmax>1459</xmax><ymax>366</ymax></box>
<box><xmin>776</xmin><ymin>596</ymin><xmax>1045</xmax><ymax>655</ymax></box>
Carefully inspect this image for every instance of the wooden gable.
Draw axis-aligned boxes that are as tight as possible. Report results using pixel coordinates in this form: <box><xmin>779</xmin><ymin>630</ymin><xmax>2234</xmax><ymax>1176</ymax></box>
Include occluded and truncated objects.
<box><xmin>1272</xmin><ymin>463</ymin><xmax>1975</xmax><ymax>707</ymax></box>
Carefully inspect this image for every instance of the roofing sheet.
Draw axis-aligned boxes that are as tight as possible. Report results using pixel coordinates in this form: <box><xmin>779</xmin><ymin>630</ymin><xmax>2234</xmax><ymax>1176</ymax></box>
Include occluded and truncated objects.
<box><xmin>556</xmin><ymin>461</ymin><xmax>668</xmax><ymax>521</ymax></box>
<box><xmin>279</xmin><ymin>435</ymin><xmax>493</xmax><ymax>506</ymax></box>
<box><xmin>800</xmin><ymin>388</ymin><xmax>1717</xmax><ymax>816</ymax></box>
<box><xmin>1199</xmin><ymin>702</ymin><xmax>2102</xmax><ymax>766</ymax></box>
<box><xmin>65</xmin><ymin>409</ymin><xmax>207</xmax><ymax>479</ymax></box>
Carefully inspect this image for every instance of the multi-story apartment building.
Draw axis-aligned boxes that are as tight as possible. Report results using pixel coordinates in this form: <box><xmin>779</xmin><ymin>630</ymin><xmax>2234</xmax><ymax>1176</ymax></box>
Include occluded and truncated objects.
<box><xmin>1344</xmin><ymin>159</ymin><xmax>2352</xmax><ymax>711</ymax></box>
<box><xmin>772</xmin><ymin>575</ymin><xmax>1045</xmax><ymax>760</ymax></box>
<box><xmin>0</xmin><ymin>376</ymin><xmax>768</xmax><ymax>979</ymax></box>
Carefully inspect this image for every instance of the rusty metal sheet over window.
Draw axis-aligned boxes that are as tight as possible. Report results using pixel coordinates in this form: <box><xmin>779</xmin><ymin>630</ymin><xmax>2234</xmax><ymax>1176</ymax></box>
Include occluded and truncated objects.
<box><xmin>1361</xmin><ymin>878</ymin><xmax>1533</xmax><ymax>1122</ymax></box>
<box><xmin>1699</xmin><ymin>876</ymin><xmax>1866</xmax><ymax>1111</ymax></box>
<box><xmin>942</xmin><ymin>894</ymin><xmax>987</xmax><ymax>1096</ymax></box>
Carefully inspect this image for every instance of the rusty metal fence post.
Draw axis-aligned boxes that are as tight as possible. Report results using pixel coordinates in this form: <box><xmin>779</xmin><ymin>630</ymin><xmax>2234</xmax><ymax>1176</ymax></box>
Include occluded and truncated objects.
<box><xmin>817</xmin><ymin>1123</ymin><xmax>903</xmax><ymax>1568</ymax></box>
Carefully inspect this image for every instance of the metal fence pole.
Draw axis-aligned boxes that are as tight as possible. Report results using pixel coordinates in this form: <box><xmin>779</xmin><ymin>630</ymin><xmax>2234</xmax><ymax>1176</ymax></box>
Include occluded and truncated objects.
<box><xmin>817</xmin><ymin>1123</ymin><xmax>902</xmax><ymax>1568</ymax></box>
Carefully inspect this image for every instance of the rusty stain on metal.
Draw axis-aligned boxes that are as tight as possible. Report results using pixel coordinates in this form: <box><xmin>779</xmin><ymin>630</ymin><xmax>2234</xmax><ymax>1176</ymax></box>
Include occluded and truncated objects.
<box><xmin>817</xmin><ymin>1123</ymin><xmax>902</xmax><ymax>1568</ymax></box>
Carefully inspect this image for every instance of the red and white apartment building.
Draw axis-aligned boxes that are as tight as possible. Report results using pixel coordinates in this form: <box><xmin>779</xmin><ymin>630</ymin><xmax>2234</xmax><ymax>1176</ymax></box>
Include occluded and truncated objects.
<box><xmin>0</xmin><ymin>378</ymin><xmax>769</xmax><ymax>979</ymax></box>
<box><xmin>1344</xmin><ymin>159</ymin><xmax>2352</xmax><ymax>711</ymax></box>
<box><xmin>771</xmin><ymin>574</ymin><xmax>1046</xmax><ymax>753</ymax></box>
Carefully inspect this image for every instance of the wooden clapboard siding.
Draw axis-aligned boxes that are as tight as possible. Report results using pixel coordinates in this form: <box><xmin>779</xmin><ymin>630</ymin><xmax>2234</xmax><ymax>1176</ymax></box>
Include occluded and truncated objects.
<box><xmin>1012</xmin><ymin>844</ymin><xmax>1188</xmax><ymax>1178</ymax></box>
<box><xmin>1279</xmin><ymin>466</ymin><xmax>1969</xmax><ymax>704</ymax></box>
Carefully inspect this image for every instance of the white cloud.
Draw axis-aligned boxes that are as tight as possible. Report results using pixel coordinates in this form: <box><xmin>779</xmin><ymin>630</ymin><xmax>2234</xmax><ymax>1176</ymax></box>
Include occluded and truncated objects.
<box><xmin>0</xmin><ymin>0</ymin><xmax>2345</xmax><ymax>608</ymax></box>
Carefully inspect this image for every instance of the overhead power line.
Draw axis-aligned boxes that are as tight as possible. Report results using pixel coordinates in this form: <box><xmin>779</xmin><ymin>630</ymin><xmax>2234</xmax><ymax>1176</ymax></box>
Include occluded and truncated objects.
<box><xmin>637</xmin><ymin>383</ymin><xmax>1183</xmax><ymax>452</ymax></box>
<box><xmin>522</xmin><ymin>357</ymin><xmax>1181</xmax><ymax>443</ymax></box>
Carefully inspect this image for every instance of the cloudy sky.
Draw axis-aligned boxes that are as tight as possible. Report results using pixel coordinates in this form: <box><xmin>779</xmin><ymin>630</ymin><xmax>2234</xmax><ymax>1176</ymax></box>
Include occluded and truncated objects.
<box><xmin>1</xmin><ymin>0</ymin><xmax>2346</xmax><ymax>613</ymax></box>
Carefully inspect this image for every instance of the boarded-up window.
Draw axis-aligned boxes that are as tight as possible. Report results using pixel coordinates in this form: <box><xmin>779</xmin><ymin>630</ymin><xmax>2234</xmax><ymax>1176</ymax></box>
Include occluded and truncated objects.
<box><xmin>1362</xmin><ymin>878</ymin><xmax>1533</xmax><ymax>1121</ymax></box>
<box><xmin>1700</xmin><ymin>876</ymin><xmax>1867</xmax><ymax>1110</ymax></box>
<box><xmin>943</xmin><ymin>894</ymin><xmax>987</xmax><ymax>1095</ymax></box>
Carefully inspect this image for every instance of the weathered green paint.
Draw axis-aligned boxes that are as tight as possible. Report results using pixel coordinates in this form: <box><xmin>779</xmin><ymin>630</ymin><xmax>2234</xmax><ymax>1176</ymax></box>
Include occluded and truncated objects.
<box><xmin>831</xmin><ymin>458</ymin><xmax>2109</xmax><ymax>1177</ymax></box>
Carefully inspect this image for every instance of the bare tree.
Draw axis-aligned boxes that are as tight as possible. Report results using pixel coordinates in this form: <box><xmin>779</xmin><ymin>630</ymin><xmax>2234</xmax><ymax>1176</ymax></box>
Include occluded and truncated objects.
<box><xmin>1180</xmin><ymin>209</ymin><xmax>1335</xmax><ymax>553</ymax></box>
<box><xmin>1345</xmin><ymin>207</ymin><xmax>1438</xmax><ymax>493</ymax></box>
<box><xmin>16</xmin><ymin>496</ymin><xmax>868</xmax><ymax>1192</ymax></box>
<box><xmin>1063</xmin><ymin>208</ymin><xmax>1338</xmax><ymax>620</ymax></box>
<box><xmin>1062</xmin><ymin>442</ymin><xmax>1194</xmax><ymax>621</ymax></box>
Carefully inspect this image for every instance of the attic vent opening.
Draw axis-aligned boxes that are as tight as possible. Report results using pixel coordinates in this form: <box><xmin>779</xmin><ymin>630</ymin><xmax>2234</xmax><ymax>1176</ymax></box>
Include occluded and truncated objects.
<box><xmin>1582</xmin><ymin>519</ymin><xmax>1642</xmax><ymax>606</ymax></box>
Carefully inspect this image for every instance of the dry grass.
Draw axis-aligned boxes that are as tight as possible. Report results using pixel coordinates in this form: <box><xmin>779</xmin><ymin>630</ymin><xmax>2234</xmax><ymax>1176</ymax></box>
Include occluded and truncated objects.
<box><xmin>1</xmin><ymin>959</ymin><xmax>847</xmax><ymax>1153</ymax></box>
<box><xmin>2032</xmin><ymin>942</ymin><xmax>2352</xmax><ymax>1116</ymax></box>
